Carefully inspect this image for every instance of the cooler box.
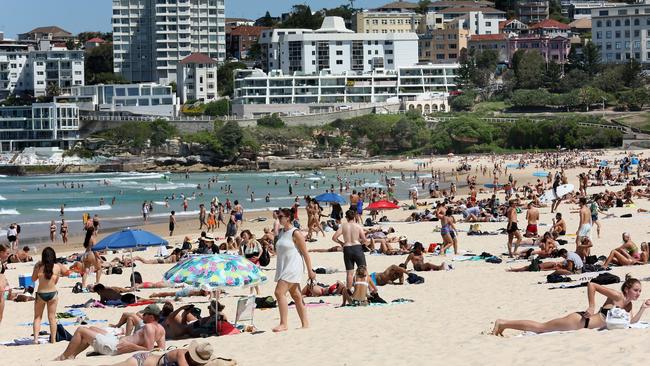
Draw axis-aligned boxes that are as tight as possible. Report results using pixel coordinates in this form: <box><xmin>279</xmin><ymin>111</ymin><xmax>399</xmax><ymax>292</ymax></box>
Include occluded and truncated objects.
<box><xmin>19</xmin><ymin>274</ymin><xmax>34</xmax><ymax>288</ymax></box>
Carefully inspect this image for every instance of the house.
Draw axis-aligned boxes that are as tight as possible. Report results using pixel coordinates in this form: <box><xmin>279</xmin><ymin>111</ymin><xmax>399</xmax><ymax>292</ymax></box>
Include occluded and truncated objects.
<box><xmin>499</xmin><ymin>19</ymin><xmax>529</xmax><ymax>36</ymax></box>
<box><xmin>84</xmin><ymin>37</ymin><xmax>105</xmax><ymax>50</ymax></box>
<box><xmin>18</xmin><ymin>26</ymin><xmax>73</xmax><ymax>43</ymax></box>
<box><xmin>226</xmin><ymin>26</ymin><xmax>269</xmax><ymax>60</ymax></box>
<box><xmin>176</xmin><ymin>53</ymin><xmax>219</xmax><ymax>104</ymax></box>
<box><xmin>468</xmin><ymin>34</ymin><xmax>510</xmax><ymax>62</ymax></box>
<box><xmin>529</xmin><ymin>19</ymin><xmax>571</xmax><ymax>38</ymax></box>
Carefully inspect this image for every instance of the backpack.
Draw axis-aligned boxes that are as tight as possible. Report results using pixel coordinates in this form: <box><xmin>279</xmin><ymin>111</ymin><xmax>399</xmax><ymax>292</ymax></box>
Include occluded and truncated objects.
<box><xmin>255</xmin><ymin>296</ymin><xmax>277</xmax><ymax>309</ymax></box>
<box><xmin>591</xmin><ymin>272</ymin><xmax>620</xmax><ymax>285</ymax></box>
<box><xmin>111</xmin><ymin>267</ymin><xmax>123</xmax><ymax>275</ymax></box>
<box><xmin>368</xmin><ymin>292</ymin><xmax>387</xmax><ymax>304</ymax></box>
<box><xmin>407</xmin><ymin>273</ymin><xmax>425</xmax><ymax>284</ymax></box>
<box><xmin>547</xmin><ymin>273</ymin><xmax>571</xmax><ymax>283</ymax></box>
<box><xmin>55</xmin><ymin>324</ymin><xmax>73</xmax><ymax>342</ymax></box>
<box><xmin>364</xmin><ymin>218</ymin><xmax>374</xmax><ymax>227</ymax></box>
<box><xmin>258</xmin><ymin>247</ymin><xmax>270</xmax><ymax>267</ymax></box>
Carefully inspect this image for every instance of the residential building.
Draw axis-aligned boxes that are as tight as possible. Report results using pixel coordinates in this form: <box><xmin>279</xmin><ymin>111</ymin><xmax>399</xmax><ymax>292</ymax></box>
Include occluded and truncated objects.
<box><xmin>231</xmin><ymin>64</ymin><xmax>458</xmax><ymax>118</ymax></box>
<box><xmin>0</xmin><ymin>50</ymin><xmax>84</xmax><ymax>99</ymax></box>
<box><xmin>499</xmin><ymin>19</ymin><xmax>529</xmax><ymax>36</ymax></box>
<box><xmin>529</xmin><ymin>19</ymin><xmax>571</xmax><ymax>38</ymax></box>
<box><xmin>374</xmin><ymin>1</ymin><xmax>419</xmax><ymax>13</ymax></box>
<box><xmin>437</xmin><ymin>7</ymin><xmax>506</xmax><ymax>23</ymax></box>
<box><xmin>352</xmin><ymin>10</ymin><xmax>422</xmax><ymax>34</ymax></box>
<box><xmin>258</xmin><ymin>16</ymin><xmax>419</xmax><ymax>75</ymax></box>
<box><xmin>516</xmin><ymin>0</ymin><xmax>550</xmax><ymax>24</ymax></box>
<box><xmin>419</xmin><ymin>18</ymin><xmax>469</xmax><ymax>63</ymax></box>
<box><xmin>225</xmin><ymin>18</ymin><xmax>254</xmax><ymax>27</ymax></box>
<box><xmin>0</xmin><ymin>103</ymin><xmax>79</xmax><ymax>152</ymax></box>
<box><xmin>468</xmin><ymin>34</ymin><xmax>510</xmax><ymax>62</ymax></box>
<box><xmin>568</xmin><ymin>1</ymin><xmax>618</xmax><ymax>20</ymax></box>
<box><xmin>591</xmin><ymin>1</ymin><xmax>650</xmax><ymax>63</ymax></box>
<box><xmin>226</xmin><ymin>26</ymin><xmax>268</xmax><ymax>59</ymax></box>
<box><xmin>112</xmin><ymin>0</ymin><xmax>226</xmax><ymax>85</ymax></box>
<box><xmin>18</xmin><ymin>26</ymin><xmax>73</xmax><ymax>43</ymax></box>
<box><xmin>420</xmin><ymin>12</ymin><xmax>447</xmax><ymax>32</ymax></box>
<box><xmin>426</xmin><ymin>1</ymin><xmax>494</xmax><ymax>12</ymax></box>
<box><xmin>176</xmin><ymin>53</ymin><xmax>218</xmax><ymax>103</ymax></box>
<box><xmin>84</xmin><ymin>37</ymin><xmax>106</xmax><ymax>50</ymax></box>
<box><xmin>569</xmin><ymin>17</ymin><xmax>592</xmax><ymax>36</ymax></box>
<box><xmin>55</xmin><ymin>83</ymin><xmax>178</xmax><ymax>116</ymax></box>
<box><xmin>508</xmin><ymin>36</ymin><xmax>572</xmax><ymax>63</ymax></box>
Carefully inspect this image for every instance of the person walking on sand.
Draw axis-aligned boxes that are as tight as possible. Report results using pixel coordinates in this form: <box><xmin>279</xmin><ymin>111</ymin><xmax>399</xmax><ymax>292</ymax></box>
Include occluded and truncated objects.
<box><xmin>524</xmin><ymin>202</ymin><xmax>539</xmax><ymax>238</ymax></box>
<box><xmin>32</xmin><ymin>247</ymin><xmax>69</xmax><ymax>343</ymax></box>
<box><xmin>142</xmin><ymin>201</ymin><xmax>149</xmax><ymax>223</ymax></box>
<box><xmin>506</xmin><ymin>200</ymin><xmax>522</xmax><ymax>257</ymax></box>
<box><xmin>576</xmin><ymin>197</ymin><xmax>592</xmax><ymax>254</ymax></box>
<box><xmin>273</xmin><ymin>208</ymin><xmax>315</xmax><ymax>332</ymax></box>
<box><xmin>49</xmin><ymin>220</ymin><xmax>57</xmax><ymax>242</ymax></box>
<box><xmin>169</xmin><ymin>211</ymin><xmax>176</xmax><ymax>236</ymax></box>
<box><xmin>60</xmin><ymin>219</ymin><xmax>68</xmax><ymax>244</ymax></box>
<box><xmin>332</xmin><ymin>209</ymin><xmax>368</xmax><ymax>290</ymax></box>
<box><xmin>198</xmin><ymin>204</ymin><xmax>207</xmax><ymax>230</ymax></box>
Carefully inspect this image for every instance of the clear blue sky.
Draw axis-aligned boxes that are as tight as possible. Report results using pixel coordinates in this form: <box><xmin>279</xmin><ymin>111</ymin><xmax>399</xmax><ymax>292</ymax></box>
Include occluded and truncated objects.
<box><xmin>0</xmin><ymin>0</ymin><xmax>391</xmax><ymax>39</ymax></box>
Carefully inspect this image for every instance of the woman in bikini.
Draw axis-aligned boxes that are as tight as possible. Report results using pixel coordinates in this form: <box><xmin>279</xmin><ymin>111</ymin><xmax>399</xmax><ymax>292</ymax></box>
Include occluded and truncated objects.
<box><xmin>439</xmin><ymin>208</ymin><xmax>457</xmax><ymax>256</ymax></box>
<box><xmin>491</xmin><ymin>275</ymin><xmax>649</xmax><ymax>336</ymax></box>
<box><xmin>370</xmin><ymin>264</ymin><xmax>410</xmax><ymax>286</ymax></box>
<box><xmin>403</xmin><ymin>242</ymin><xmax>447</xmax><ymax>271</ymax></box>
<box><xmin>60</xmin><ymin>219</ymin><xmax>68</xmax><ymax>244</ymax></box>
<box><xmin>108</xmin><ymin>340</ymin><xmax>220</xmax><ymax>366</ymax></box>
<box><xmin>49</xmin><ymin>220</ymin><xmax>57</xmax><ymax>242</ymax></box>
<box><xmin>302</xmin><ymin>279</ymin><xmax>346</xmax><ymax>297</ymax></box>
<box><xmin>602</xmin><ymin>232</ymin><xmax>642</xmax><ymax>267</ymax></box>
<box><xmin>81</xmin><ymin>222</ymin><xmax>102</xmax><ymax>288</ymax></box>
<box><xmin>341</xmin><ymin>265</ymin><xmax>377</xmax><ymax>306</ymax></box>
<box><xmin>32</xmin><ymin>247</ymin><xmax>69</xmax><ymax>343</ymax></box>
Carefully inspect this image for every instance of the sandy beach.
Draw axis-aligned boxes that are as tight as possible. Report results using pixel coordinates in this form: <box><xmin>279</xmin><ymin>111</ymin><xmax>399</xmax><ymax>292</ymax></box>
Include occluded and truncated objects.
<box><xmin>3</xmin><ymin>148</ymin><xmax>650</xmax><ymax>365</ymax></box>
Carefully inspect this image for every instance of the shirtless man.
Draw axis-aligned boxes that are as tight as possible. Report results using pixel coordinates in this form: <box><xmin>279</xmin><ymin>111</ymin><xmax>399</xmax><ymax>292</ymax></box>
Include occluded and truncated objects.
<box><xmin>551</xmin><ymin>212</ymin><xmax>567</xmax><ymax>236</ymax></box>
<box><xmin>524</xmin><ymin>202</ymin><xmax>539</xmax><ymax>238</ymax></box>
<box><xmin>576</xmin><ymin>197</ymin><xmax>592</xmax><ymax>254</ymax></box>
<box><xmin>349</xmin><ymin>191</ymin><xmax>359</xmax><ymax>216</ymax></box>
<box><xmin>55</xmin><ymin>304</ymin><xmax>165</xmax><ymax>360</ymax></box>
<box><xmin>506</xmin><ymin>200</ymin><xmax>522</xmax><ymax>257</ymax></box>
<box><xmin>370</xmin><ymin>264</ymin><xmax>410</xmax><ymax>286</ymax></box>
<box><xmin>332</xmin><ymin>209</ymin><xmax>367</xmax><ymax>290</ymax></box>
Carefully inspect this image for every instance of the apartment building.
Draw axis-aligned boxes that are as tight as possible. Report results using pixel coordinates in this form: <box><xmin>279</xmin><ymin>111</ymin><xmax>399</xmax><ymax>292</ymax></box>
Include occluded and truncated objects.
<box><xmin>0</xmin><ymin>50</ymin><xmax>84</xmax><ymax>99</ymax></box>
<box><xmin>567</xmin><ymin>1</ymin><xmax>618</xmax><ymax>20</ymax></box>
<box><xmin>426</xmin><ymin>1</ymin><xmax>494</xmax><ymax>12</ymax></box>
<box><xmin>352</xmin><ymin>10</ymin><xmax>423</xmax><ymax>34</ymax></box>
<box><xmin>418</xmin><ymin>18</ymin><xmax>469</xmax><ymax>63</ymax></box>
<box><xmin>508</xmin><ymin>36</ymin><xmax>572</xmax><ymax>63</ymax></box>
<box><xmin>55</xmin><ymin>83</ymin><xmax>178</xmax><ymax>116</ymax></box>
<box><xmin>591</xmin><ymin>0</ymin><xmax>650</xmax><ymax>63</ymax></box>
<box><xmin>112</xmin><ymin>0</ymin><xmax>225</xmax><ymax>85</ymax></box>
<box><xmin>231</xmin><ymin>64</ymin><xmax>458</xmax><ymax>118</ymax></box>
<box><xmin>516</xmin><ymin>0</ymin><xmax>550</xmax><ymax>24</ymax></box>
<box><xmin>176</xmin><ymin>53</ymin><xmax>218</xmax><ymax>103</ymax></box>
<box><xmin>226</xmin><ymin>26</ymin><xmax>268</xmax><ymax>59</ymax></box>
<box><xmin>0</xmin><ymin>103</ymin><xmax>79</xmax><ymax>152</ymax></box>
<box><xmin>468</xmin><ymin>34</ymin><xmax>509</xmax><ymax>62</ymax></box>
<box><xmin>258</xmin><ymin>17</ymin><xmax>418</xmax><ymax>75</ymax></box>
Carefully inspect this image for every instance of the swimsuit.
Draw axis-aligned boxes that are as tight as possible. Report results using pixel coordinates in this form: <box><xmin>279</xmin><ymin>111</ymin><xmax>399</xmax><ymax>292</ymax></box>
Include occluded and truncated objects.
<box><xmin>36</xmin><ymin>291</ymin><xmax>58</xmax><ymax>302</ymax></box>
<box><xmin>526</xmin><ymin>224</ymin><xmax>538</xmax><ymax>234</ymax></box>
<box><xmin>370</xmin><ymin>272</ymin><xmax>378</xmax><ymax>286</ymax></box>
<box><xmin>578</xmin><ymin>223</ymin><xmax>592</xmax><ymax>237</ymax></box>
<box><xmin>577</xmin><ymin>306</ymin><xmax>611</xmax><ymax>328</ymax></box>
<box><xmin>157</xmin><ymin>353</ymin><xmax>179</xmax><ymax>366</ymax></box>
<box><xmin>507</xmin><ymin>222</ymin><xmax>519</xmax><ymax>234</ymax></box>
<box><xmin>132</xmin><ymin>352</ymin><xmax>151</xmax><ymax>366</ymax></box>
<box><xmin>343</xmin><ymin>245</ymin><xmax>366</xmax><ymax>271</ymax></box>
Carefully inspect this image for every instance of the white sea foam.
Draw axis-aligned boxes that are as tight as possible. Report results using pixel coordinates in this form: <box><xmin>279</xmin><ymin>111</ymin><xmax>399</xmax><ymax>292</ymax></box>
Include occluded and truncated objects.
<box><xmin>0</xmin><ymin>195</ymin><xmax>6</xmax><ymax>200</ymax></box>
<box><xmin>0</xmin><ymin>208</ymin><xmax>20</xmax><ymax>215</ymax></box>
<box><xmin>142</xmin><ymin>183</ymin><xmax>197</xmax><ymax>191</ymax></box>
<box><xmin>37</xmin><ymin>205</ymin><xmax>112</xmax><ymax>212</ymax></box>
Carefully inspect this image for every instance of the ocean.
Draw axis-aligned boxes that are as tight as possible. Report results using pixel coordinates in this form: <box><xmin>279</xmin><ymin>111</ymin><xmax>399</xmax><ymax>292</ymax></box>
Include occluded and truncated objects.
<box><xmin>0</xmin><ymin>168</ymin><xmax>441</xmax><ymax>243</ymax></box>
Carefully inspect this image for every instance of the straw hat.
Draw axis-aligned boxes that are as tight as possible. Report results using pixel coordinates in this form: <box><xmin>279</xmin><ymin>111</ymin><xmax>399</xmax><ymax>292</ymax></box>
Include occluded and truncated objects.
<box><xmin>187</xmin><ymin>341</ymin><xmax>214</xmax><ymax>365</ymax></box>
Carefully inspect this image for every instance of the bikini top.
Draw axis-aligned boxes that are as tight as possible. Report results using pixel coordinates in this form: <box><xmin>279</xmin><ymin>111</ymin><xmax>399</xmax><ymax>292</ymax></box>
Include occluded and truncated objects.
<box><xmin>354</xmin><ymin>280</ymin><xmax>369</xmax><ymax>287</ymax></box>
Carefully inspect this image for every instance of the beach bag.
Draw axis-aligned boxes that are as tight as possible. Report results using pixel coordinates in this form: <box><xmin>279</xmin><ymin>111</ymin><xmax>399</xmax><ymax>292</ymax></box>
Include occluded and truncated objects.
<box><xmin>55</xmin><ymin>324</ymin><xmax>73</xmax><ymax>342</ymax></box>
<box><xmin>547</xmin><ymin>273</ymin><xmax>571</xmax><ymax>283</ymax></box>
<box><xmin>111</xmin><ymin>267</ymin><xmax>123</xmax><ymax>275</ymax></box>
<box><xmin>407</xmin><ymin>273</ymin><xmax>425</xmax><ymax>284</ymax></box>
<box><xmin>591</xmin><ymin>273</ymin><xmax>620</xmax><ymax>285</ymax></box>
<box><xmin>255</xmin><ymin>296</ymin><xmax>277</xmax><ymax>309</ymax></box>
<box><xmin>606</xmin><ymin>307</ymin><xmax>630</xmax><ymax>330</ymax></box>
<box><xmin>120</xmin><ymin>293</ymin><xmax>136</xmax><ymax>305</ymax></box>
<box><xmin>427</xmin><ymin>243</ymin><xmax>438</xmax><ymax>253</ymax></box>
<box><xmin>368</xmin><ymin>292</ymin><xmax>387</xmax><ymax>304</ymax></box>
<box><xmin>258</xmin><ymin>248</ymin><xmax>270</xmax><ymax>267</ymax></box>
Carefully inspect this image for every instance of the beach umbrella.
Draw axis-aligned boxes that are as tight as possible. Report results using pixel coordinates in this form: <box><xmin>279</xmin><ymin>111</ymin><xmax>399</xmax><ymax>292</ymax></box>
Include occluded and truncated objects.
<box><xmin>365</xmin><ymin>200</ymin><xmax>400</xmax><ymax>210</ymax></box>
<box><xmin>362</xmin><ymin>182</ymin><xmax>385</xmax><ymax>189</ymax></box>
<box><xmin>314</xmin><ymin>192</ymin><xmax>346</xmax><ymax>204</ymax></box>
<box><xmin>92</xmin><ymin>228</ymin><xmax>168</xmax><ymax>290</ymax></box>
<box><xmin>163</xmin><ymin>254</ymin><xmax>267</xmax><ymax>336</ymax></box>
<box><xmin>600</xmin><ymin>160</ymin><xmax>608</xmax><ymax>167</ymax></box>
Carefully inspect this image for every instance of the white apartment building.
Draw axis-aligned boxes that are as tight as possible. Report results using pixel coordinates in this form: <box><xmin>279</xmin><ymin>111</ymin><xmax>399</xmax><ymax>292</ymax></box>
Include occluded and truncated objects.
<box><xmin>258</xmin><ymin>16</ymin><xmax>418</xmax><ymax>75</ymax></box>
<box><xmin>176</xmin><ymin>53</ymin><xmax>218</xmax><ymax>103</ymax></box>
<box><xmin>231</xmin><ymin>64</ymin><xmax>458</xmax><ymax>118</ymax></box>
<box><xmin>112</xmin><ymin>0</ymin><xmax>225</xmax><ymax>85</ymax></box>
<box><xmin>0</xmin><ymin>50</ymin><xmax>84</xmax><ymax>99</ymax></box>
<box><xmin>0</xmin><ymin>103</ymin><xmax>79</xmax><ymax>152</ymax></box>
<box><xmin>567</xmin><ymin>1</ymin><xmax>618</xmax><ymax>20</ymax></box>
<box><xmin>591</xmin><ymin>0</ymin><xmax>650</xmax><ymax>63</ymax></box>
<box><xmin>463</xmin><ymin>11</ymin><xmax>505</xmax><ymax>35</ymax></box>
<box><xmin>56</xmin><ymin>83</ymin><xmax>178</xmax><ymax>116</ymax></box>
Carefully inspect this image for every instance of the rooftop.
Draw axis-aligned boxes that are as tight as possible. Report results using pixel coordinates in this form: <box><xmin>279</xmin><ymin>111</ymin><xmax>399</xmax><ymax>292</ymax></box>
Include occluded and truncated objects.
<box><xmin>529</xmin><ymin>19</ymin><xmax>571</xmax><ymax>30</ymax></box>
<box><xmin>228</xmin><ymin>26</ymin><xmax>270</xmax><ymax>36</ymax></box>
<box><xmin>180</xmin><ymin>53</ymin><xmax>217</xmax><ymax>65</ymax></box>
<box><xmin>469</xmin><ymin>34</ymin><xmax>508</xmax><ymax>41</ymax></box>
<box><xmin>438</xmin><ymin>7</ymin><xmax>506</xmax><ymax>14</ymax></box>
<box><xmin>23</xmin><ymin>26</ymin><xmax>71</xmax><ymax>36</ymax></box>
<box><xmin>376</xmin><ymin>1</ymin><xmax>419</xmax><ymax>10</ymax></box>
<box><xmin>86</xmin><ymin>37</ymin><xmax>105</xmax><ymax>43</ymax></box>
<box><xmin>317</xmin><ymin>16</ymin><xmax>354</xmax><ymax>33</ymax></box>
<box><xmin>568</xmin><ymin>17</ymin><xmax>591</xmax><ymax>29</ymax></box>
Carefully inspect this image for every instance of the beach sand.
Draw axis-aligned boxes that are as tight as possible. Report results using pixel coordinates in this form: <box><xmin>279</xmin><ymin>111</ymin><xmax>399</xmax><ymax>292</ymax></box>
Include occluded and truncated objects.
<box><xmin>2</xmin><ymin>149</ymin><xmax>650</xmax><ymax>365</ymax></box>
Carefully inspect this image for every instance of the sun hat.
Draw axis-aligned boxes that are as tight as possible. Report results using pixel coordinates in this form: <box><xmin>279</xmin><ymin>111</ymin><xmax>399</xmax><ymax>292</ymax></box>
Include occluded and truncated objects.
<box><xmin>142</xmin><ymin>304</ymin><xmax>161</xmax><ymax>317</ymax></box>
<box><xmin>188</xmin><ymin>340</ymin><xmax>214</xmax><ymax>365</ymax></box>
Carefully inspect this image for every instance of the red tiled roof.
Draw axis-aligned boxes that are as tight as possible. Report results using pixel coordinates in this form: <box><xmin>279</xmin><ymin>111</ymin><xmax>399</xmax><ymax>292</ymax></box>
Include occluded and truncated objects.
<box><xmin>469</xmin><ymin>34</ymin><xmax>508</xmax><ymax>41</ymax></box>
<box><xmin>530</xmin><ymin>19</ymin><xmax>570</xmax><ymax>30</ymax></box>
<box><xmin>86</xmin><ymin>37</ymin><xmax>105</xmax><ymax>43</ymax></box>
<box><xmin>25</xmin><ymin>26</ymin><xmax>71</xmax><ymax>36</ymax></box>
<box><xmin>228</xmin><ymin>26</ymin><xmax>270</xmax><ymax>37</ymax></box>
<box><xmin>180</xmin><ymin>53</ymin><xmax>218</xmax><ymax>65</ymax></box>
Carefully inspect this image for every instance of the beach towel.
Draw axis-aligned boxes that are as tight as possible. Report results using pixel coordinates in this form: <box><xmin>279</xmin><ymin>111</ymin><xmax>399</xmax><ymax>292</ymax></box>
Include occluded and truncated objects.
<box><xmin>289</xmin><ymin>301</ymin><xmax>331</xmax><ymax>308</ymax></box>
<box><xmin>18</xmin><ymin>319</ymin><xmax>107</xmax><ymax>327</ymax></box>
<box><xmin>0</xmin><ymin>336</ymin><xmax>49</xmax><ymax>346</ymax></box>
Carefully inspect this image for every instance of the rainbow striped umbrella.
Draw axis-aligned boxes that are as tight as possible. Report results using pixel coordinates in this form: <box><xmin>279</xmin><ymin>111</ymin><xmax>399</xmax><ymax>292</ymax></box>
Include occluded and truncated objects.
<box><xmin>163</xmin><ymin>254</ymin><xmax>267</xmax><ymax>290</ymax></box>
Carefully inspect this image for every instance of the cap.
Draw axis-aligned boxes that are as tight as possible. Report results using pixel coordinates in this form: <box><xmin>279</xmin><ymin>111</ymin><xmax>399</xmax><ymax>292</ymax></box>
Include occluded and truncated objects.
<box><xmin>142</xmin><ymin>304</ymin><xmax>161</xmax><ymax>317</ymax></box>
<box><xmin>399</xmin><ymin>236</ymin><xmax>407</xmax><ymax>241</ymax></box>
<box><xmin>188</xmin><ymin>340</ymin><xmax>214</xmax><ymax>365</ymax></box>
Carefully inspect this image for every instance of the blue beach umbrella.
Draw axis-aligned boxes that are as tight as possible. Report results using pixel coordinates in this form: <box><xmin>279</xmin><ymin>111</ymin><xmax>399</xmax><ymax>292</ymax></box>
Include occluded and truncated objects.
<box><xmin>600</xmin><ymin>160</ymin><xmax>608</xmax><ymax>167</ymax></box>
<box><xmin>92</xmin><ymin>228</ymin><xmax>168</xmax><ymax>251</ymax></box>
<box><xmin>314</xmin><ymin>192</ymin><xmax>346</xmax><ymax>204</ymax></box>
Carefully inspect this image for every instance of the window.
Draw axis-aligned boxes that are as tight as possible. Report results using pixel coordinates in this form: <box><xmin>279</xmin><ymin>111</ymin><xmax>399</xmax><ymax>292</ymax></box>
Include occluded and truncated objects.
<box><xmin>596</xmin><ymin>31</ymin><xmax>602</xmax><ymax>39</ymax></box>
<box><xmin>615</xmin><ymin>42</ymin><xmax>621</xmax><ymax>49</ymax></box>
<box><xmin>596</xmin><ymin>20</ymin><xmax>602</xmax><ymax>27</ymax></box>
<box><xmin>336</xmin><ymin>41</ymin><xmax>342</xmax><ymax>46</ymax></box>
<box><xmin>436</xmin><ymin>54</ymin><xmax>445</xmax><ymax>60</ymax></box>
<box><xmin>336</xmin><ymin>60</ymin><xmax>343</xmax><ymax>65</ymax></box>
<box><xmin>387</xmin><ymin>59</ymin><xmax>393</xmax><ymax>64</ymax></box>
<box><xmin>615</xmin><ymin>20</ymin><xmax>621</xmax><ymax>26</ymax></box>
<box><xmin>336</xmin><ymin>50</ymin><xmax>343</xmax><ymax>56</ymax></box>
<box><xmin>599</xmin><ymin>10</ymin><xmax>608</xmax><ymax>16</ymax></box>
<box><xmin>634</xmin><ymin>19</ymin><xmax>640</xmax><ymax>26</ymax></box>
<box><xmin>615</xmin><ymin>31</ymin><xmax>621</xmax><ymax>38</ymax></box>
<box><xmin>606</xmin><ymin>31</ymin><xmax>612</xmax><ymax>39</ymax></box>
<box><xmin>624</xmin><ymin>19</ymin><xmax>630</xmax><ymax>26</ymax></box>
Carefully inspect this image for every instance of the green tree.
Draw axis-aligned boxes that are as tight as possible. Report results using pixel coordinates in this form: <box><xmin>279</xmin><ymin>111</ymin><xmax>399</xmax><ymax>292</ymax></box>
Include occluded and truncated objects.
<box><xmin>91</xmin><ymin>72</ymin><xmax>128</xmax><ymax>85</ymax></box>
<box><xmin>169</xmin><ymin>81</ymin><xmax>177</xmax><ymax>93</ymax></box>
<box><xmin>543</xmin><ymin>61</ymin><xmax>563</xmax><ymax>91</ymax></box>
<box><xmin>618</xmin><ymin>88</ymin><xmax>650</xmax><ymax>111</ymax></box>
<box><xmin>46</xmin><ymin>82</ymin><xmax>61</xmax><ymax>97</ymax></box>
<box><xmin>510</xmin><ymin>89</ymin><xmax>552</xmax><ymax>108</ymax></box>
<box><xmin>582</xmin><ymin>41</ymin><xmax>601</xmax><ymax>76</ymax></box>
<box><xmin>621</xmin><ymin>59</ymin><xmax>643</xmax><ymax>88</ymax></box>
<box><xmin>218</xmin><ymin>121</ymin><xmax>243</xmax><ymax>160</ymax></box>
<box><xmin>417</xmin><ymin>0</ymin><xmax>432</xmax><ymax>14</ymax></box>
<box><xmin>217</xmin><ymin>61</ymin><xmax>246</xmax><ymax>97</ymax></box>
<box><xmin>281</xmin><ymin>5</ymin><xmax>323</xmax><ymax>29</ymax></box>
<box><xmin>324</xmin><ymin>5</ymin><xmax>356</xmax><ymax>22</ymax></box>
<box><xmin>150</xmin><ymin>119</ymin><xmax>177</xmax><ymax>147</ymax></box>
<box><xmin>257</xmin><ymin>113</ymin><xmax>285</xmax><ymax>128</ymax></box>
<box><xmin>204</xmin><ymin>99</ymin><xmax>229</xmax><ymax>117</ymax></box>
<box><xmin>514</xmin><ymin>51</ymin><xmax>545</xmax><ymax>89</ymax></box>
<box><xmin>456</xmin><ymin>48</ymin><xmax>476</xmax><ymax>89</ymax></box>
<box><xmin>475</xmin><ymin>49</ymin><xmax>499</xmax><ymax>70</ymax></box>
<box><xmin>256</xmin><ymin>11</ymin><xmax>277</xmax><ymax>27</ymax></box>
<box><xmin>450</xmin><ymin>92</ymin><xmax>476</xmax><ymax>111</ymax></box>
<box><xmin>247</xmin><ymin>41</ymin><xmax>261</xmax><ymax>61</ymax></box>
<box><xmin>85</xmin><ymin>43</ymin><xmax>118</xmax><ymax>84</ymax></box>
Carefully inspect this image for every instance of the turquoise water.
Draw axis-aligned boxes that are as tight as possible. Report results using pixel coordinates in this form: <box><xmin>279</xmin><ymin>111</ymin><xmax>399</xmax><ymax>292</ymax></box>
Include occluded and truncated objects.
<box><xmin>0</xmin><ymin>169</ymin><xmax>434</xmax><ymax>242</ymax></box>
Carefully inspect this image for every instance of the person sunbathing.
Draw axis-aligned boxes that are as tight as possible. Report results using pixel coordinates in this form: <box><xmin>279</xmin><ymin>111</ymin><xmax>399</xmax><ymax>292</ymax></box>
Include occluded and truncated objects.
<box><xmin>302</xmin><ymin>279</ymin><xmax>345</xmax><ymax>297</ymax></box>
<box><xmin>403</xmin><ymin>242</ymin><xmax>447</xmax><ymax>271</ymax></box>
<box><xmin>150</xmin><ymin>287</ymin><xmax>209</xmax><ymax>299</ymax></box>
<box><xmin>507</xmin><ymin>249</ymin><xmax>582</xmax><ymax>275</ymax></box>
<box><xmin>517</xmin><ymin>232</ymin><xmax>557</xmax><ymax>259</ymax></box>
<box><xmin>133</xmin><ymin>248</ymin><xmax>183</xmax><ymax>264</ymax></box>
<box><xmin>491</xmin><ymin>275</ymin><xmax>649</xmax><ymax>336</ymax></box>
<box><xmin>370</xmin><ymin>264</ymin><xmax>410</xmax><ymax>286</ymax></box>
<box><xmin>308</xmin><ymin>245</ymin><xmax>342</xmax><ymax>253</ymax></box>
<box><xmin>55</xmin><ymin>304</ymin><xmax>165</xmax><ymax>360</ymax></box>
<box><xmin>159</xmin><ymin>303</ymin><xmax>203</xmax><ymax>339</ymax></box>
<box><xmin>110</xmin><ymin>302</ymin><xmax>174</xmax><ymax>336</ymax></box>
<box><xmin>341</xmin><ymin>265</ymin><xmax>378</xmax><ymax>307</ymax></box>
<box><xmin>7</xmin><ymin>246</ymin><xmax>33</xmax><ymax>263</ymax></box>
<box><xmin>551</xmin><ymin>213</ymin><xmax>567</xmax><ymax>236</ymax></box>
<box><xmin>602</xmin><ymin>232</ymin><xmax>641</xmax><ymax>267</ymax></box>
<box><xmin>108</xmin><ymin>340</ymin><xmax>220</xmax><ymax>366</ymax></box>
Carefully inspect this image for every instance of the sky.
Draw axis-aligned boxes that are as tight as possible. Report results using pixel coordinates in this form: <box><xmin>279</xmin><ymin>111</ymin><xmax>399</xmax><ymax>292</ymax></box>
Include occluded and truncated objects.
<box><xmin>0</xmin><ymin>0</ymin><xmax>392</xmax><ymax>39</ymax></box>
